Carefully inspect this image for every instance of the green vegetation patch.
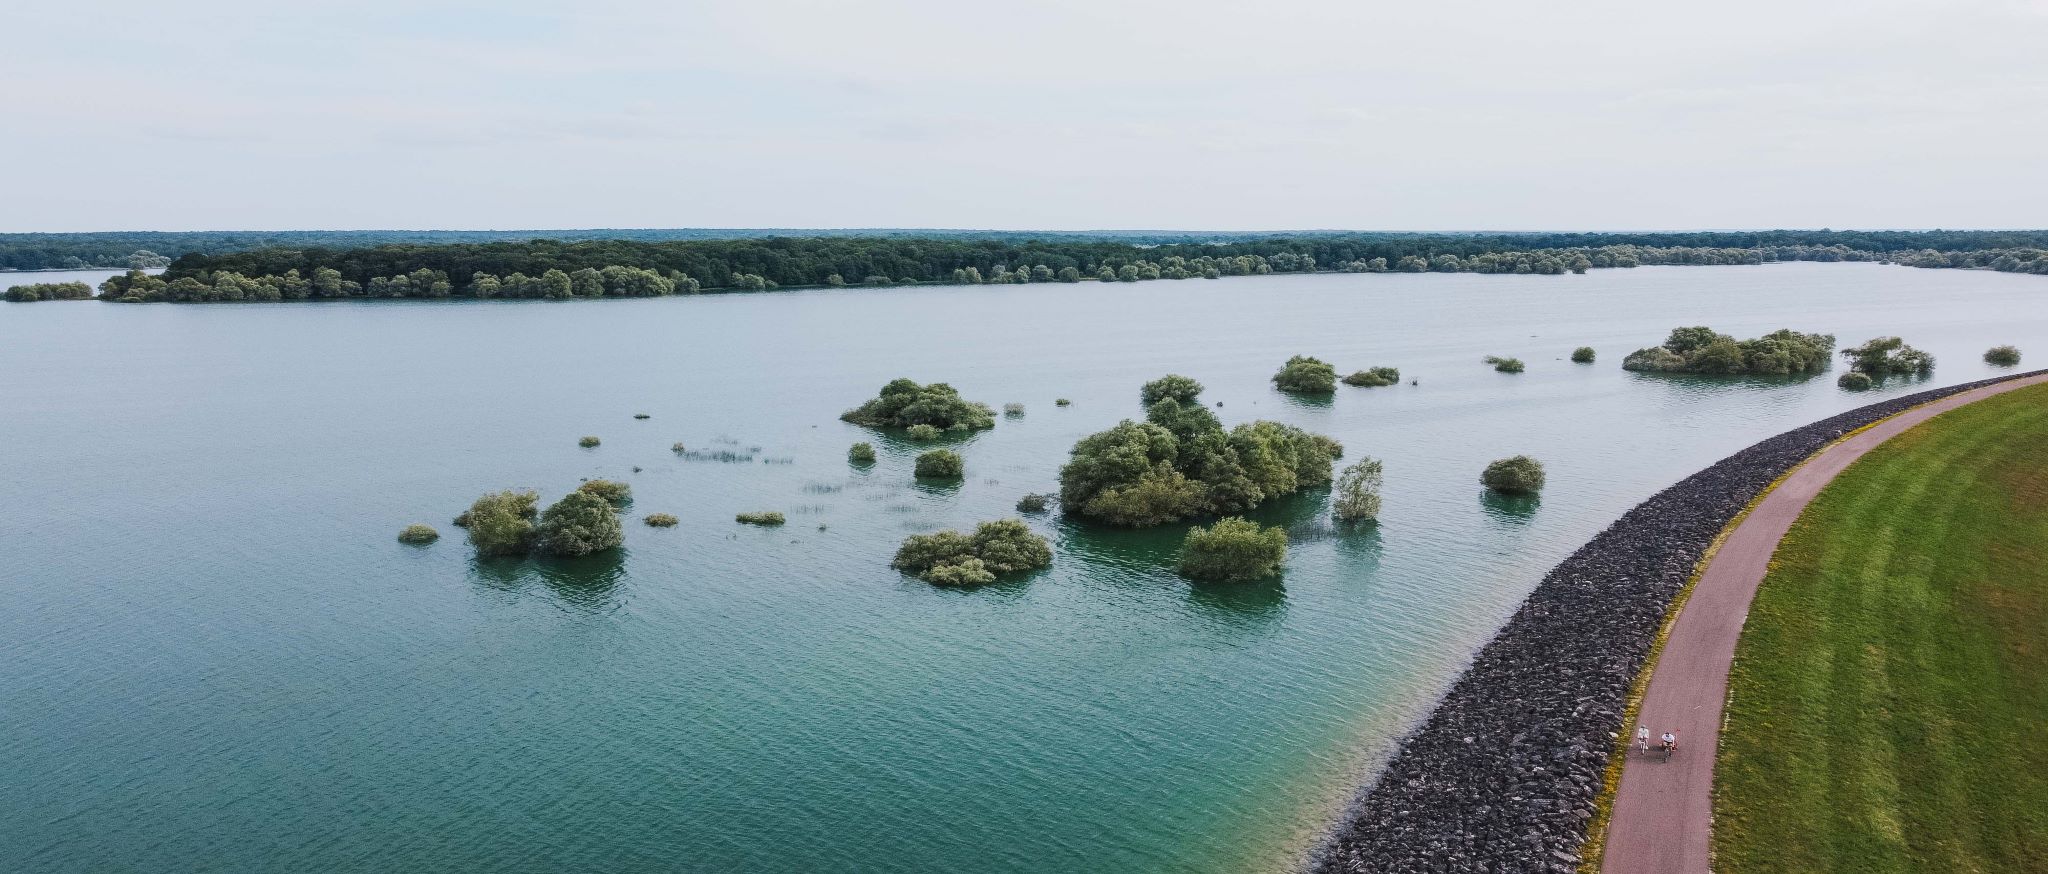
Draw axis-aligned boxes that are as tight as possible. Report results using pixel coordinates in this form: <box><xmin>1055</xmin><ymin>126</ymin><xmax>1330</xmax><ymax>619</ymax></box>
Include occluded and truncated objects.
<box><xmin>1571</xmin><ymin>346</ymin><xmax>1596</xmax><ymax>364</ymax></box>
<box><xmin>1714</xmin><ymin>382</ymin><xmax>2048</xmax><ymax>872</ymax></box>
<box><xmin>1623</xmin><ymin>326</ymin><xmax>1834</xmax><ymax>375</ymax></box>
<box><xmin>841</xmin><ymin>378</ymin><xmax>995</xmax><ymax>432</ymax></box>
<box><xmin>848</xmin><ymin>442</ymin><xmax>876</xmax><ymax>464</ymax></box>
<box><xmin>576</xmin><ymin>479</ymin><xmax>632</xmax><ymax>505</ymax></box>
<box><xmin>643</xmin><ymin>513</ymin><xmax>679</xmax><ymax>528</ymax></box>
<box><xmin>1842</xmin><ymin>336</ymin><xmax>1936</xmax><ymax>377</ymax></box>
<box><xmin>1342</xmin><ymin>367</ymin><xmax>1401</xmax><ymax>387</ymax></box>
<box><xmin>4</xmin><ymin>281</ymin><xmax>94</xmax><ymax>302</ymax></box>
<box><xmin>1480</xmin><ymin>455</ymin><xmax>1545</xmax><ymax>494</ymax></box>
<box><xmin>735</xmin><ymin>511</ymin><xmax>785</xmax><ymax>526</ymax></box>
<box><xmin>1273</xmin><ymin>355</ymin><xmax>1338</xmax><ymax>393</ymax></box>
<box><xmin>891</xmin><ymin>519</ymin><xmax>1052</xmax><ymax>585</ymax></box>
<box><xmin>1333</xmin><ymin>457</ymin><xmax>1384</xmax><ymax>521</ymax></box>
<box><xmin>1485</xmin><ymin>355</ymin><xmax>1525</xmax><ymax>374</ymax></box>
<box><xmin>397</xmin><ymin>524</ymin><xmax>440</xmax><ymax>544</ymax></box>
<box><xmin>1984</xmin><ymin>345</ymin><xmax>2022</xmax><ymax>367</ymax></box>
<box><xmin>914</xmin><ymin>449</ymin><xmax>964</xmax><ymax>479</ymax></box>
<box><xmin>1177</xmin><ymin>517</ymin><xmax>1287</xmax><ymax>582</ymax></box>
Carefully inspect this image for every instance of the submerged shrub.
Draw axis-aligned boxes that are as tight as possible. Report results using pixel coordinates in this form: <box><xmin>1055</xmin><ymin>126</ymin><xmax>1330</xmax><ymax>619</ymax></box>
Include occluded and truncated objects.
<box><xmin>643</xmin><ymin>513</ymin><xmax>679</xmax><ymax>527</ymax></box>
<box><xmin>1178</xmin><ymin>517</ymin><xmax>1287</xmax><ymax>583</ymax></box>
<box><xmin>840</xmin><ymin>378</ymin><xmax>996</xmax><ymax>431</ymax></box>
<box><xmin>1984</xmin><ymin>345</ymin><xmax>2022</xmax><ymax>367</ymax></box>
<box><xmin>1055</xmin><ymin>398</ymin><xmax>1072</xmax><ymax>407</ymax></box>
<box><xmin>906</xmin><ymin>424</ymin><xmax>942</xmax><ymax>441</ymax></box>
<box><xmin>1481</xmin><ymin>456</ymin><xmax>1546</xmax><ymax>494</ymax></box>
<box><xmin>1837</xmin><ymin>372</ymin><xmax>1873</xmax><ymax>390</ymax></box>
<box><xmin>1342</xmin><ymin>367</ymin><xmax>1401</xmax><ymax>387</ymax></box>
<box><xmin>848</xmin><ymin>442</ymin><xmax>877</xmax><ymax>464</ymax></box>
<box><xmin>1571</xmin><ymin>346</ymin><xmax>1596</xmax><ymax>363</ymax></box>
<box><xmin>462</xmin><ymin>489</ymin><xmax>540</xmax><ymax>557</ymax></box>
<box><xmin>1003</xmin><ymin>403</ymin><xmax>1025</xmax><ymax>416</ymax></box>
<box><xmin>576</xmin><ymin>479</ymin><xmax>632</xmax><ymax>505</ymax></box>
<box><xmin>535</xmin><ymin>490</ymin><xmax>624</xmax><ymax>556</ymax></box>
<box><xmin>1140</xmin><ymin>374</ymin><xmax>1204</xmax><ymax>406</ymax></box>
<box><xmin>578</xmin><ymin>435</ymin><xmax>601</xmax><ymax>448</ymax></box>
<box><xmin>671</xmin><ymin>441</ymin><xmax>687</xmax><ymax>453</ymax></box>
<box><xmin>1273</xmin><ymin>355</ymin><xmax>1338</xmax><ymax>393</ymax></box>
<box><xmin>1016</xmin><ymin>493</ymin><xmax>1051</xmax><ymax>513</ymax></box>
<box><xmin>736</xmin><ymin>511</ymin><xmax>786</xmax><ymax>526</ymax></box>
<box><xmin>1058</xmin><ymin>395</ymin><xmax>1342</xmax><ymax>527</ymax></box>
<box><xmin>1622</xmin><ymin>327</ymin><xmax>1834</xmax><ymax>375</ymax></box>
<box><xmin>891</xmin><ymin>519</ymin><xmax>1052</xmax><ymax>584</ymax></box>
<box><xmin>397</xmin><ymin>524</ymin><xmax>440</xmax><ymax>544</ymax></box>
<box><xmin>633</xmin><ymin>413</ymin><xmax>651</xmax><ymax>420</ymax></box>
<box><xmin>1333</xmin><ymin>457</ymin><xmax>1384</xmax><ymax>521</ymax></box>
<box><xmin>1842</xmin><ymin>336</ymin><xmax>1935</xmax><ymax>376</ymax></box>
<box><xmin>915</xmin><ymin>449</ymin><xmax>964</xmax><ymax>479</ymax></box>
<box><xmin>1485</xmin><ymin>355</ymin><xmax>1525</xmax><ymax>374</ymax></box>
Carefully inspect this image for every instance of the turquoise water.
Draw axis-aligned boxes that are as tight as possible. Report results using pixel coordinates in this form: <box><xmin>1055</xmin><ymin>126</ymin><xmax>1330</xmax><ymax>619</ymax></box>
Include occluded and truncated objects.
<box><xmin>4</xmin><ymin>263</ymin><xmax>2045</xmax><ymax>873</ymax></box>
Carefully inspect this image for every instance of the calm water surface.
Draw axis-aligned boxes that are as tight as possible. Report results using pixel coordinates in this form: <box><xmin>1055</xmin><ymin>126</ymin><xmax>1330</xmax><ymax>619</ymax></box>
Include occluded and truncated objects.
<box><xmin>4</xmin><ymin>263</ymin><xmax>2045</xmax><ymax>873</ymax></box>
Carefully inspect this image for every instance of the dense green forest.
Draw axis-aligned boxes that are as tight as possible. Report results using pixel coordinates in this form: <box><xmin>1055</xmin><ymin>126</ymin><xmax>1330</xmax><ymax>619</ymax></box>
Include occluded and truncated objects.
<box><xmin>7</xmin><ymin>227</ymin><xmax>2048</xmax><ymax>274</ymax></box>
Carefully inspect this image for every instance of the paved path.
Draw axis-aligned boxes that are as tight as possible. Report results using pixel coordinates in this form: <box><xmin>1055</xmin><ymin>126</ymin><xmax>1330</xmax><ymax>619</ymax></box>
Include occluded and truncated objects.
<box><xmin>1599</xmin><ymin>373</ymin><xmax>2048</xmax><ymax>874</ymax></box>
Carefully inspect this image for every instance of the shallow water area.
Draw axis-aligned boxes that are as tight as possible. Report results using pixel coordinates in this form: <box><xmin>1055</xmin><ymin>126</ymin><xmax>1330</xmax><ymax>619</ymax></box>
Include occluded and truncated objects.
<box><xmin>3</xmin><ymin>263</ymin><xmax>2044</xmax><ymax>873</ymax></box>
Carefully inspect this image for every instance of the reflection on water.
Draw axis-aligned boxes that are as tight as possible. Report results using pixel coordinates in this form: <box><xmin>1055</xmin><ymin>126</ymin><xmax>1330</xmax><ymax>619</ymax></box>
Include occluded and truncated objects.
<box><xmin>1479</xmin><ymin>490</ymin><xmax>1541</xmax><ymax>525</ymax></box>
<box><xmin>469</xmin><ymin>550</ymin><xmax>628</xmax><ymax>612</ymax></box>
<box><xmin>1186</xmin><ymin>576</ymin><xmax>1288</xmax><ymax>626</ymax></box>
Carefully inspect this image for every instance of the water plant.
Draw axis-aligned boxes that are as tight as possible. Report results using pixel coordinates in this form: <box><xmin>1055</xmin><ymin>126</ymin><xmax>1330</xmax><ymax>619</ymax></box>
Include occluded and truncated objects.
<box><xmin>578</xmin><ymin>435</ymin><xmax>601</xmax><ymax>448</ymax></box>
<box><xmin>915</xmin><ymin>449</ymin><xmax>964</xmax><ymax>479</ymax></box>
<box><xmin>671</xmin><ymin>442</ymin><xmax>687</xmax><ymax>453</ymax></box>
<box><xmin>1342</xmin><ymin>367</ymin><xmax>1401</xmax><ymax>387</ymax></box>
<box><xmin>576</xmin><ymin>479</ymin><xmax>632</xmax><ymax>505</ymax></box>
<box><xmin>1055</xmin><ymin>398</ymin><xmax>1072</xmax><ymax>407</ymax></box>
<box><xmin>1177</xmin><ymin>517</ymin><xmax>1287</xmax><ymax>583</ymax></box>
<box><xmin>1571</xmin><ymin>346</ymin><xmax>1596</xmax><ymax>363</ymax></box>
<box><xmin>736</xmin><ymin>511</ymin><xmax>786</xmax><ymax>526</ymax></box>
<box><xmin>643</xmin><ymin>513</ymin><xmax>679</xmax><ymax>527</ymax></box>
<box><xmin>906</xmin><ymin>424</ymin><xmax>942</xmax><ymax>441</ymax></box>
<box><xmin>841</xmin><ymin>378</ymin><xmax>995</xmax><ymax>431</ymax></box>
<box><xmin>397</xmin><ymin>524</ymin><xmax>440</xmax><ymax>544</ymax></box>
<box><xmin>1333</xmin><ymin>457</ymin><xmax>1385</xmax><ymax>521</ymax></box>
<box><xmin>1016</xmin><ymin>493</ymin><xmax>1051</xmax><ymax>513</ymax></box>
<box><xmin>1984</xmin><ymin>345</ymin><xmax>2022</xmax><ymax>367</ymax></box>
<box><xmin>849</xmin><ymin>442</ymin><xmax>876</xmax><ymax>464</ymax></box>
<box><xmin>1837</xmin><ymin>372</ymin><xmax>1873</xmax><ymax>391</ymax></box>
<box><xmin>1485</xmin><ymin>355</ymin><xmax>1525</xmax><ymax>374</ymax></box>
<box><xmin>633</xmin><ymin>413</ymin><xmax>650</xmax><ymax>420</ymax></box>
<box><xmin>535</xmin><ymin>490</ymin><xmax>624</xmax><ymax>556</ymax></box>
<box><xmin>1480</xmin><ymin>455</ymin><xmax>1546</xmax><ymax>494</ymax></box>
<box><xmin>1003</xmin><ymin>403</ymin><xmax>1025</xmax><ymax>416</ymax></box>
<box><xmin>1841</xmin><ymin>336</ymin><xmax>1935</xmax><ymax>376</ymax></box>
<box><xmin>1273</xmin><ymin>355</ymin><xmax>1338</xmax><ymax>393</ymax></box>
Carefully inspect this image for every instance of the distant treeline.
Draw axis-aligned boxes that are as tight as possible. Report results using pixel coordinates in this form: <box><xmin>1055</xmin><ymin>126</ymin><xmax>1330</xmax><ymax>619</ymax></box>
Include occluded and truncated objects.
<box><xmin>8</xmin><ymin>227</ymin><xmax>2048</xmax><ymax>273</ymax></box>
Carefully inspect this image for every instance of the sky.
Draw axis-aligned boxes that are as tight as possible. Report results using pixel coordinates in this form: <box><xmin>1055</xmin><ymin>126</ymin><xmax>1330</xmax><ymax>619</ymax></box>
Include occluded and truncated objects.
<box><xmin>5</xmin><ymin>0</ymin><xmax>2046</xmax><ymax>232</ymax></box>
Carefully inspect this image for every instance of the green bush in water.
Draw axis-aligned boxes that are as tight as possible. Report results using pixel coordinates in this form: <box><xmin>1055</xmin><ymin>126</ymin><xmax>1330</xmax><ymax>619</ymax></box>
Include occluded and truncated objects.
<box><xmin>1837</xmin><ymin>371</ymin><xmax>1874</xmax><ymax>391</ymax></box>
<box><xmin>922</xmin><ymin>557</ymin><xmax>996</xmax><ymax>586</ymax></box>
<box><xmin>1272</xmin><ymin>355</ymin><xmax>1338</xmax><ymax>393</ymax></box>
<box><xmin>1571</xmin><ymin>346</ymin><xmax>1596</xmax><ymax>364</ymax></box>
<box><xmin>1622</xmin><ymin>327</ymin><xmax>1834</xmax><ymax>375</ymax></box>
<box><xmin>891</xmin><ymin>519</ymin><xmax>1052</xmax><ymax>584</ymax></box>
<box><xmin>397</xmin><ymin>524</ymin><xmax>440</xmax><ymax>544</ymax></box>
<box><xmin>1177</xmin><ymin>517</ymin><xmax>1287</xmax><ymax>583</ymax></box>
<box><xmin>906</xmin><ymin>424</ymin><xmax>941</xmax><ymax>441</ymax></box>
<box><xmin>840</xmin><ymin>378</ymin><xmax>995</xmax><ymax>431</ymax></box>
<box><xmin>1333</xmin><ymin>457</ymin><xmax>1384</xmax><ymax>521</ymax></box>
<box><xmin>1058</xmin><ymin>394</ymin><xmax>1342</xmax><ymax>527</ymax></box>
<box><xmin>736</xmin><ymin>511</ymin><xmax>785</xmax><ymax>526</ymax></box>
<box><xmin>1342</xmin><ymin>367</ymin><xmax>1400</xmax><ymax>387</ymax></box>
<box><xmin>577</xmin><ymin>479</ymin><xmax>632</xmax><ymax>505</ymax></box>
<box><xmin>1485</xmin><ymin>355</ymin><xmax>1525</xmax><ymax>374</ymax></box>
<box><xmin>643</xmin><ymin>513</ymin><xmax>679</xmax><ymax>527</ymax></box>
<box><xmin>1003</xmin><ymin>403</ymin><xmax>1025</xmax><ymax>416</ymax></box>
<box><xmin>1016</xmin><ymin>493</ymin><xmax>1051</xmax><ymax>513</ymax></box>
<box><xmin>914</xmin><ymin>449</ymin><xmax>964</xmax><ymax>479</ymax></box>
<box><xmin>578</xmin><ymin>435</ymin><xmax>601</xmax><ymax>448</ymax></box>
<box><xmin>1140</xmin><ymin>374</ymin><xmax>1204</xmax><ymax>406</ymax></box>
<box><xmin>849</xmin><ymin>442</ymin><xmax>877</xmax><ymax>464</ymax></box>
<box><xmin>535</xmin><ymin>490</ymin><xmax>623</xmax><ymax>556</ymax></box>
<box><xmin>1984</xmin><ymin>345</ymin><xmax>2022</xmax><ymax>367</ymax></box>
<box><xmin>1841</xmin><ymin>336</ymin><xmax>1935</xmax><ymax>376</ymax></box>
<box><xmin>462</xmin><ymin>489</ymin><xmax>539</xmax><ymax>556</ymax></box>
<box><xmin>1054</xmin><ymin>398</ymin><xmax>1072</xmax><ymax>407</ymax></box>
<box><xmin>1481</xmin><ymin>455</ymin><xmax>1546</xmax><ymax>494</ymax></box>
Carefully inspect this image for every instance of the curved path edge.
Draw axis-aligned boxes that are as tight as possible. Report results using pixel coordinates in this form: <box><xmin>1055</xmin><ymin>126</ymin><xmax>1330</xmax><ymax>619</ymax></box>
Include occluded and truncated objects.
<box><xmin>1310</xmin><ymin>369</ymin><xmax>2048</xmax><ymax>874</ymax></box>
<box><xmin>1598</xmin><ymin>371</ymin><xmax>2048</xmax><ymax>873</ymax></box>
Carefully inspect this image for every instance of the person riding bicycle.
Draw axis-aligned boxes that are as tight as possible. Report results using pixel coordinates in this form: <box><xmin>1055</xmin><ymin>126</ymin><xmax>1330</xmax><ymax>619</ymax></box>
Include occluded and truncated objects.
<box><xmin>1636</xmin><ymin>725</ymin><xmax>1650</xmax><ymax>753</ymax></box>
<box><xmin>1660</xmin><ymin>731</ymin><xmax>1677</xmax><ymax>753</ymax></box>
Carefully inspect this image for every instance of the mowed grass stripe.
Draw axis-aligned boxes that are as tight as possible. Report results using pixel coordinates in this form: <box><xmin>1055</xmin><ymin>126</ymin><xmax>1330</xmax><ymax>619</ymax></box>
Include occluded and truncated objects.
<box><xmin>1715</xmin><ymin>382</ymin><xmax>2048</xmax><ymax>873</ymax></box>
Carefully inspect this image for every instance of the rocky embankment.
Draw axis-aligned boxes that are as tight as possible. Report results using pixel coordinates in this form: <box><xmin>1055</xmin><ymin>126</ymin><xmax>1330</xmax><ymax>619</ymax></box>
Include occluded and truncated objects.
<box><xmin>1310</xmin><ymin>371</ymin><xmax>2044</xmax><ymax>874</ymax></box>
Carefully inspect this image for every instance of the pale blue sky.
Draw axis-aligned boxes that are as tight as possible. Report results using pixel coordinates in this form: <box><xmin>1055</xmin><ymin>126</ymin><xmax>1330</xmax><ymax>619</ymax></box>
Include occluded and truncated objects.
<box><xmin>6</xmin><ymin>0</ymin><xmax>2045</xmax><ymax>231</ymax></box>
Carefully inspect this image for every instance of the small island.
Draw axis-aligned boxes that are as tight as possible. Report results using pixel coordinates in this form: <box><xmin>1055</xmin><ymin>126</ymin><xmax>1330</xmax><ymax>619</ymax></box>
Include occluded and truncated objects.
<box><xmin>841</xmin><ymin>379</ymin><xmax>995</xmax><ymax>432</ymax></box>
<box><xmin>1622</xmin><ymin>326</ymin><xmax>1834</xmax><ymax>375</ymax></box>
<box><xmin>891</xmin><ymin>519</ymin><xmax>1052</xmax><ymax>586</ymax></box>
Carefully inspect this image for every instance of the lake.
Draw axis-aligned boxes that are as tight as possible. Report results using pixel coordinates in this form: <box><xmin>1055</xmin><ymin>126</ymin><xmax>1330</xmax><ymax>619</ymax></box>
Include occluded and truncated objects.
<box><xmin>3</xmin><ymin>263</ymin><xmax>2044</xmax><ymax>873</ymax></box>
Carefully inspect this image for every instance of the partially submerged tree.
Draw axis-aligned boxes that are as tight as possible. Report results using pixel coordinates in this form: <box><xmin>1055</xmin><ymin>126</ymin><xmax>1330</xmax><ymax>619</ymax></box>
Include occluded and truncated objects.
<box><xmin>906</xmin><ymin>424</ymin><xmax>942</xmax><ymax>441</ymax></box>
<box><xmin>578</xmin><ymin>436</ymin><xmax>601</xmax><ymax>448</ymax></box>
<box><xmin>1342</xmin><ymin>367</ymin><xmax>1401</xmax><ymax>387</ymax></box>
<box><xmin>1481</xmin><ymin>456</ymin><xmax>1546</xmax><ymax>494</ymax></box>
<box><xmin>643</xmin><ymin>513</ymin><xmax>679</xmax><ymax>527</ymax></box>
<box><xmin>462</xmin><ymin>489</ymin><xmax>540</xmax><ymax>557</ymax></box>
<box><xmin>1273</xmin><ymin>355</ymin><xmax>1338</xmax><ymax>393</ymax></box>
<box><xmin>397</xmin><ymin>524</ymin><xmax>440</xmax><ymax>544</ymax></box>
<box><xmin>891</xmin><ymin>519</ymin><xmax>1052</xmax><ymax>585</ymax></box>
<box><xmin>915</xmin><ymin>449</ymin><xmax>964</xmax><ymax>479</ymax></box>
<box><xmin>841</xmin><ymin>379</ymin><xmax>996</xmax><ymax>431</ymax></box>
<box><xmin>1837</xmin><ymin>372</ymin><xmax>1873</xmax><ymax>391</ymax></box>
<box><xmin>1623</xmin><ymin>327</ymin><xmax>1834</xmax><ymax>375</ymax></box>
<box><xmin>848</xmin><ymin>442</ymin><xmax>877</xmax><ymax>464</ymax></box>
<box><xmin>1984</xmin><ymin>345</ymin><xmax>2022</xmax><ymax>367</ymax></box>
<box><xmin>1016</xmin><ymin>493</ymin><xmax>1051</xmax><ymax>513</ymax></box>
<box><xmin>1140</xmin><ymin>374</ymin><xmax>1205</xmax><ymax>406</ymax></box>
<box><xmin>1841</xmin><ymin>337</ymin><xmax>1935</xmax><ymax>376</ymax></box>
<box><xmin>1485</xmin><ymin>356</ymin><xmax>1525</xmax><ymax>374</ymax></box>
<box><xmin>535</xmin><ymin>490</ymin><xmax>624</xmax><ymax>556</ymax></box>
<box><xmin>736</xmin><ymin>511</ymin><xmax>785</xmax><ymax>526</ymax></box>
<box><xmin>1177</xmin><ymin>517</ymin><xmax>1287</xmax><ymax>583</ymax></box>
<box><xmin>1571</xmin><ymin>347</ymin><xmax>1596</xmax><ymax>363</ymax></box>
<box><xmin>1332</xmin><ymin>457</ymin><xmax>1384</xmax><ymax>521</ymax></box>
<box><xmin>576</xmin><ymin>479</ymin><xmax>632</xmax><ymax>505</ymax></box>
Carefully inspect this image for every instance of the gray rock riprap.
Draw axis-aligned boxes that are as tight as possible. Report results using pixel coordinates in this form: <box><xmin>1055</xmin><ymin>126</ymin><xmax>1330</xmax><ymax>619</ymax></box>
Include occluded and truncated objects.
<box><xmin>1310</xmin><ymin>370</ymin><xmax>2044</xmax><ymax>874</ymax></box>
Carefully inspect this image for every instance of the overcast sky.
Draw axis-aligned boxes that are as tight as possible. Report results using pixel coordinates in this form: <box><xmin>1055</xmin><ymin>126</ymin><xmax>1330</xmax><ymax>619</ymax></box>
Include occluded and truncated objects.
<box><xmin>6</xmin><ymin>0</ymin><xmax>2045</xmax><ymax>232</ymax></box>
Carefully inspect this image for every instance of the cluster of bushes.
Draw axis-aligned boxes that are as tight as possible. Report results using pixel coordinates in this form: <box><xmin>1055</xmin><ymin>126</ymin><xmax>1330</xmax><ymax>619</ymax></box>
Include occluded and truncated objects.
<box><xmin>1059</xmin><ymin>376</ymin><xmax>1342</xmax><ymax>526</ymax></box>
<box><xmin>1984</xmin><ymin>345</ymin><xmax>2023</xmax><ymax>367</ymax></box>
<box><xmin>1622</xmin><ymin>326</ymin><xmax>1835</xmax><ymax>375</ymax></box>
<box><xmin>95</xmin><ymin>264</ymin><xmax>703</xmax><ymax>303</ymax></box>
<box><xmin>1895</xmin><ymin>247</ymin><xmax>2048</xmax><ymax>276</ymax></box>
<box><xmin>1342</xmin><ymin>367</ymin><xmax>1401</xmax><ymax>387</ymax></box>
<box><xmin>1481</xmin><ymin>456</ymin><xmax>1546</xmax><ymax>494</ymax></box>
<box><xmin>914</xmin><ymin>450</ymin><xmax>964</xmax><ymax>479</ymax></box>
<box><xmin>397</xmin><ymin>524</ymin><xmax>440</xmax><ymax>544</ymax></box>
<box><xmin>453</xmin><ymin>487</ymin><xmax>625</xmax><ymax>558</ymax></box>
<box><xmin>841</xmin><ymin>379</ymin><xmax>995</xmax><ymax>432</ymax></box>
<box><xmin>848</xmin><ymin>442</ymin><xmax>877</xmax><ymax>464</ymax></box>
<box><xmin>736</xmin><ymin>511</ymin><xmax>785</xmax><ymax>526</ymax></box>
<box><xmin>3</xmin><ymin>281</ymin><xmax>93</xmax><ymax>302</ymax></box>
<box><xmin>643</xmin><ymin>513</ymin><xmax>679</xmax><ymax>527</ymax></box>
<box><xmin>892</xmin><ymin>519</ymin><xmax>1053</xmax><ymax>586</ymax></box>
<box><xmin>1835</xmin><ymin>337</ymin><xmax>1935</xmax><ymax>391</ymax></box>
<box><xmin>1178</xmin><ymin>518</ymin><xmax>1288</xmax><ymax>582</ymax></box>
<box><xmin>1273</xmin><ymin>355</ymin><xmax>1339</xmax><ymax>393</ymax></box>
<box><xmin>1485</xmin><ymin>356</ymin><xmax>1525</xmax><ymax>374</ymax></box>
<box><xmin>1571</xmin><ymin>347</ymin><xmax>1596</xmax><ymax>364</ymax></box>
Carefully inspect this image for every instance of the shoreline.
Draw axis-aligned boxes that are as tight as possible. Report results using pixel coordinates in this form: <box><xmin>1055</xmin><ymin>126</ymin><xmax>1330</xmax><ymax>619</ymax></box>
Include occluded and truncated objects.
<box><xmin>1307</xmin><ymin>368</ymin><xmax>2048</xmax><ymax>874</ymax></box>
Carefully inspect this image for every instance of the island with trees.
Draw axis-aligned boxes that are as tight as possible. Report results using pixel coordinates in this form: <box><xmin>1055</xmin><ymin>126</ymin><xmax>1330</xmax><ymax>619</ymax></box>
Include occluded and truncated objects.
<box><xmin>841</xmin><ymin>379</ymin><xmax>996</xmax><ymax>432</ymax></box>
<box><xmin>1622</xmin><ymin>326</ymin><xmax>1835</xmax><ymax>375</ymax></box>
<box><xmin>891</xmin><ymin>519</ymin><xmax>1053</xmax><ymax>586</ymax></box>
